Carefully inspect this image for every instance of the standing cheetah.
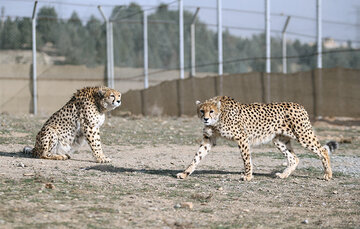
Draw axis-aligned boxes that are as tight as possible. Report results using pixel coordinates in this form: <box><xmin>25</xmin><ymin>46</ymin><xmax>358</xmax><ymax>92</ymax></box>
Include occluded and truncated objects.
<box><xmin>177</xmin><ymin>96</ymin><xmax>338</xmax><ymax>181</ymax></box>
<box><xmin>23</xmin><ymin>86</ymin><xmax>121</xmax><ymax>163</ymax></box>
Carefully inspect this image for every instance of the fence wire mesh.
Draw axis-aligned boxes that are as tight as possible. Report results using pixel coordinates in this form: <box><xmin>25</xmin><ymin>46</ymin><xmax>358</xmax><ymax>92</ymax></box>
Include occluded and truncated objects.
<box><xmin>0</xmin><ymin>0</ymin><xmax>360</xmax><ymax>114</ymax></box>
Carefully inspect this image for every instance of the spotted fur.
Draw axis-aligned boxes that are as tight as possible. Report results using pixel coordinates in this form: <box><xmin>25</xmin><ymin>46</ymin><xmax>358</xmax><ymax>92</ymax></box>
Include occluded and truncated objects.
<box><xmin>23</xmin><ymin>86</ymin><xmax>121</xmax><ymax>162</ymax></box>
<box><xmin>177</xmin><ymin>96</ymin><xmax>338</xmax><ymax>181</ymax></box>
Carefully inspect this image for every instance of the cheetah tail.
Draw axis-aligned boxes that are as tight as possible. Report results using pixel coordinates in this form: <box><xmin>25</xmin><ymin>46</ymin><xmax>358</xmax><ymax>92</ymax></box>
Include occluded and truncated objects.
<box><xmin>324</xmin><ymin>141</ymin><xmax>338</xmax><ymax>155</ymax></box>
<box><xmin>23</xmin><ymin>146</ymin><xmax>34</xmax><ymax>156</ymax></box>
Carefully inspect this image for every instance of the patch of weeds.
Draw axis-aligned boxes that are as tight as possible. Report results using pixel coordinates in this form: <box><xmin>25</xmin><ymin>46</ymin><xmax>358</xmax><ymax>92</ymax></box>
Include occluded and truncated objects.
<box><xmin>0</xmin><ymin>137</ymin><xmax>9</xmax><ymax>144</ymax></box>
<box><xmin>257</xmin><ymin>151</ymin><xmax>284</xmax><ymax>159</ymax></box>
<box><xmin>178</xmin><ymin>181</ymin><xmax>198</xmax><ymax>189</ymax></box>
<box><xmin>297</xmin><ymin>167</ymin><xmax>323</xmax><ymax>176</ymax></box>
<box><xmin>191</xmin><ymin>193</ymin><xmax>213</xmax><ymax>203</ymax></box>
<box><xmin>16</xmin><ymin>221</ymin><xmax>73</xmax><ymax>229</ymax></box>
<box><xmin>87</xmin><ymin>172</ymin><xmax>98</xmax><ymax>177</ymax></box>
<box><xmin>69</xmin><ymin>172</ymin><xmax>79</xmax><ymax>177</ymax></box>
<box><xmin>200</xmin><ymin>208</ymin><xmax>214</xmax><ymax>214</ymax></box>
<box><xmin>166</xmin><ymin>183</ymin><xmax>176</xmax><ymax>188</ymax></box>
<box><xmin>223</xmin><ymin>191</ymin><xmax>243</xmax><ymax>199</ymax></box>
<box><xmin>210</xmin><ymin>222</ymin><xmax>243</xmax><ymax>229</ymax></box>
<box><xmin>332</xmin><ymin>171</ymin><xmax>349</xmax><ymax>178</ymax></box>
<box><xmin>298</xmin><ymin>153</ymin><xmax>318</xmax><ymax>159</ymax></box>
<box><xmin>87</xmin><ymin>207</ymin><xmax>117</xmax><ymax>214</ymax></box>
<box><xmin>158</xmin><ymin>190</ymin><xmax>185</xmax><ymax>199</ymax></box>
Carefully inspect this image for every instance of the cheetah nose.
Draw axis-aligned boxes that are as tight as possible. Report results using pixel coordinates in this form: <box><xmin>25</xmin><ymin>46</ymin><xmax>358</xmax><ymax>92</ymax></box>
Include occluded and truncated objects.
<box><xmin>117</xmin><ymin>100</ymin><xmax>121</xmax><ymax>103</ymax></box>
<box><xmin>204</xmin><ymin>118</ymin><xmax>209</xmax><ymax>121</ymax></box>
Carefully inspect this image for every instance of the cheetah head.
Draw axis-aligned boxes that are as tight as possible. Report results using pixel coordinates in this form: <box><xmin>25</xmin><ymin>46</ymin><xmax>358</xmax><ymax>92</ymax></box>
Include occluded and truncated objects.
<box><xmin>98</xmin><ymin>87</ymin><xmax>122</xmax><ymax>111</ymax></box>
<box><xmin>196</xmin><ymin>100</ymin><xmax>221</xmax><ymax>126</ymax></box>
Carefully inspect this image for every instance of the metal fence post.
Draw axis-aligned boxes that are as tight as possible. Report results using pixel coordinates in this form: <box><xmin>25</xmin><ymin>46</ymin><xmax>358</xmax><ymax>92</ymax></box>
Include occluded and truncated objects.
<box><xmin>265</xmin><ymin>0</ymin><xmax>271</xmax><ymax>73</ymax></box>
<box><xmin>98</xmin><ymin>6</ymin><xmax>114</xmax><ymax>88</ymax></box>
<box><xmin>217</xmin><ymin>0</ymin><xmax>223</xmax><ymax>96</ymax></box>
<box><xmin>217</xmin><ymin>0</ymin><xmax>223</xmax><ymax>76</ymax></box>
<box><xmin>179</xmin><ymin>0</ymin><xmax>184</xmax><ymax>79</ymax></box>
<box><xmin>143</xmin><ymin>10</ymin><xmax>149</xmax><ymax>89</ymax></box>
<box><xmin>190</xmin><ymin>8</ymin><xmax>200</xmax><ymax>78</ymax></box>
<box><xmin>265</xmin><ymin>0</ymin><xmax>271</xmax><ymax>103</ymax></box>
<box><xmin>282</xmin><ymin>16</ymin><xmax>291</xmax><ymax>74</ymax></box>
<box><xmin>32</xmin><ymin>1</ymin><xmax>38</xmax><ymax>115</ymax></box>
<box><xmin>109</xmin><ymin>21</ymin><xmax>114</xmax><ymax>88</ymax></box>
<box><xmin>317</xmin><ymin>0</ymin><xmax>322</xmax><ymax>68</ymax></box>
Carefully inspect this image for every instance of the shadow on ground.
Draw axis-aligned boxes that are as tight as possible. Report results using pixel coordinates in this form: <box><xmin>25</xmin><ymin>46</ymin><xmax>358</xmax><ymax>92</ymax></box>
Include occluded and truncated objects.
<box><xmin>0</xmin><ymin>151</ymin><xmax>30</xmax><ymax>158</ymax></box>
<box><xmin>85</xmin><ymin>164</ymin><xmax>278</xmax><ymax>179</ymax></box>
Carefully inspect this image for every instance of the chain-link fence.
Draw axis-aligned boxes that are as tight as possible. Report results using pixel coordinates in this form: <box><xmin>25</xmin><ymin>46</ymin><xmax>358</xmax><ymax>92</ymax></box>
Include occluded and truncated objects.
<box><xmin>0</xmin><ymin>0</ymin><xmax>359</xmax><ymax>114</ymax></box>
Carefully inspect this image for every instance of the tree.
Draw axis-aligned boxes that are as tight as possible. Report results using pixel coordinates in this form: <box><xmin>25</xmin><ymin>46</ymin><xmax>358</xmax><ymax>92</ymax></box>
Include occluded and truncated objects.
<box><xmin>17</xmin><ymin>17</ymin><xmax>31</xmax><ymax>49</ymax></box>
<box><xmin>1</xmin><ymin>4</ymin><xmax>357</xmax><ymax>71</ymax></box>
<box><xmin>36</xmin><ymin>7</ymin><xmax>58</xmax><ymax>46</ymax></box>
<box><xmin>0</xmin><ymin>16</ymin><xmax>21</xmax><ymax>49</ymax></box>
<box><xmin>86</xmin><ymin>15</ymin><xmax>106</xmax><ymax>64</ymax></box>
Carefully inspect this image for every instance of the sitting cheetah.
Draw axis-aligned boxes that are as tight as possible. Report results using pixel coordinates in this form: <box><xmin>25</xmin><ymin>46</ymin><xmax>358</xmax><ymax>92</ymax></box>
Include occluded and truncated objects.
<box><xmin>177</xmin><ymin>96</ymin><xmax>338</xmax><ymax>181</ymax></box>
<box><xmin>23</xmin><ymin>86</ymin><xmax>121</xmax><ymax>163</ymax></box>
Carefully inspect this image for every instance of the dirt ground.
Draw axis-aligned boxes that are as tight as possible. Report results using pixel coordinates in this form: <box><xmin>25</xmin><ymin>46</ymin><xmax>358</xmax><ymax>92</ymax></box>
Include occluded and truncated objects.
<box><xmin>0</xmin><ymin>114</ymin><xmax>359</xmax><ymax>228</ymax></box>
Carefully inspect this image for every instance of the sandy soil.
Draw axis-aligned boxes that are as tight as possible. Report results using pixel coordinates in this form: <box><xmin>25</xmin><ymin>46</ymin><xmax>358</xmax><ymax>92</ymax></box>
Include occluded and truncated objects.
<box><xmin>0</xmin><ymin>114</ymin><xmax>359</xmax><ymax>228</ymax></box>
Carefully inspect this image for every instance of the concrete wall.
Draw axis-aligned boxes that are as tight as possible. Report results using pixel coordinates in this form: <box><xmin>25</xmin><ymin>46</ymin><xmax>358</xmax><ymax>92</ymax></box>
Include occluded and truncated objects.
<box><xmin>116</xmin><ymin>68</ymin><xmax>360</xmax><ymax>118</ymax></box>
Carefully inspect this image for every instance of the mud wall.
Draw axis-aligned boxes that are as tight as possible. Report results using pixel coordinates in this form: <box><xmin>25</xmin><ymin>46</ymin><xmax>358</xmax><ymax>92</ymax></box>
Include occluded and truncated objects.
<box><xmin>0</xmin><ymin>65</ymin><xmax>359</xmax><ymax>117</ymax></box>
<box><xmin>116</xmin><ymin>68</ymin><xmax>360</xmax><ymax>118</ymax></box>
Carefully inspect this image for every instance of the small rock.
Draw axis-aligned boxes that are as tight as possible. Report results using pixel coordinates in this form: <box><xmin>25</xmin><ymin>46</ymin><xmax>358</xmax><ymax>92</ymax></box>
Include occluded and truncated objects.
<box><xmin>302</xmin><ymin>219</ymin><xmax>309</xmax><ymax>224</ymax></box>
<box><xmin>333</xmin><ymin>190</ymin><xmax>338</xmax><ymax>194</ymax></box>
<box><xmin>218</xmin><ymin>187</ymin><xmax>224</xmax><ymax>191</ymax></box>
<box><xmin>180</xmin><ymin>202</ymin><xmax>193</xmax><ymax>209</ymax></box>
<box><xmin>44</xmin><ymin>183</ymin><xmax>55</xmax><ymax>189</ymax></box>
<box><xmin>282</xmin><ymin>162</ymin><xmax>287</xmax><ymax>166</ymax></box>
<box><xmin>174</xmin><ymin>202</ymin><xmax>193</xmax><ymax>209</ymax></box>
<box><xmin>18</xmin><ymin>163</ymin><xmax>25</xmax><ymax>168</ymax></box>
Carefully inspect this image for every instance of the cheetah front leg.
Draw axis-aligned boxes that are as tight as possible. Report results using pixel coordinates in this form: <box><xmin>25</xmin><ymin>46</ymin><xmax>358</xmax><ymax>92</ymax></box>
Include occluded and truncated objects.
<box><xmin>83</xmin><ymin>126</ymin><xmax>111</xmax><ymax>163</ymax></box>
<box><xmin>237</xmin><ymin>136</ymin><xmax>253</xmax><ymax>181</ymax></box>
<box><xmin>177</xmin><ymin>134</ymin><xmax>216</xmax><ymax>179</ymax></box>
<box><xmin>273</xmin><ymin>135</ymin><xmax>299</xmax><ymax>179</ymax></box>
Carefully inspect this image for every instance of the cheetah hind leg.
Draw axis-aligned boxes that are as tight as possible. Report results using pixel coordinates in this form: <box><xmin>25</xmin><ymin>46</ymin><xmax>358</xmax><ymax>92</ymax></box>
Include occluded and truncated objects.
<box><xmin>40</xmin><ymin>154</ymin><xmax>70</xmax><ymax>160</ymax></box>
<box><xmin>39</xmin><ymin>136</ymin><xmax>71</xmax><ymax>161</ymax></box>
<box><xmin>273</xmin><ymin>135</ymin><xmax>299</xmax><ymax>179</ymax></box>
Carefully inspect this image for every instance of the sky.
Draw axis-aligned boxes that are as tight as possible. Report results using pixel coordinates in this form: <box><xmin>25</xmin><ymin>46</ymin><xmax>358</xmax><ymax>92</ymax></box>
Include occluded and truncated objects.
<box><xmin>1</xmin><ymin>0</ymin><xmax>360</xmax><ymax>45</ymax></box>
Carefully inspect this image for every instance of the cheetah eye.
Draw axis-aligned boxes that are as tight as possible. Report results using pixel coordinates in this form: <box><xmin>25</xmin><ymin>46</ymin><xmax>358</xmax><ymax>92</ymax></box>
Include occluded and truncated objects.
<box><xmin>110</xmin><ymin>94</ymin><xmax>115</xmax><ymax>98</ymax></box>
<box><xmin>200</xmin><ymin>110</ymin><xmax>204</xmax><ymax>114</ymax></box>
<box><xmin>210</xmin><ymin>110</ymin><xmax>214</xmax><ymax>114</ymax></box>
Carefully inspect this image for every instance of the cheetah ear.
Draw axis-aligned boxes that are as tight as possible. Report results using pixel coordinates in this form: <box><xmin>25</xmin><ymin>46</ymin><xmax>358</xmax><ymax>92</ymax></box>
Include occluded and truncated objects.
<box><xmin>195</xmin><ymin>100</ymin><xmax>201</xmax><ymax>106</ymax></box>
<box><xmin>217</xmin><ymin>101</ymin><xmax>221</xmax><ymax>110</ymax></box>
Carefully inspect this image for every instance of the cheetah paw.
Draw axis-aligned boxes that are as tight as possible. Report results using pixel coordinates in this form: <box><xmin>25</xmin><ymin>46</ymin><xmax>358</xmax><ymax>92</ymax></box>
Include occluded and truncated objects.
<box><xmin>240</xmin><ymin>174</ymin><xmax>253</xmax><ymax>181</ymax></box>
<box><xmin>323</xmin><ymin>173</ymin><xmax>332</xmax><ymax>181</ymax></box>
<box><xmin>96</xmin><ymin>157</ymin><xmax>111</xmax><ymax>163</ymax></box>
<box><xmin>275</xmin><ymin>172</ymin><xmax>289</xmax><ymax>179</ymax></box>
<box><xmin>176</xmin><ymin>172</ymin><xmax>188</xmax><ymax>179</ymax></box>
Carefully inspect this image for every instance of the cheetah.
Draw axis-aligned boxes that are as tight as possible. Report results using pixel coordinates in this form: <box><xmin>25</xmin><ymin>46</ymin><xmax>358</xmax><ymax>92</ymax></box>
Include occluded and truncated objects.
<box><xmin>177</xmin><ymin>96</ymin><xmax>338</xmax><ymax>181</ymax></box>
<box><xmin>23</xmin><ymin>86</ymin><xmax>121</xmax><ymax>163</ymax></box>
